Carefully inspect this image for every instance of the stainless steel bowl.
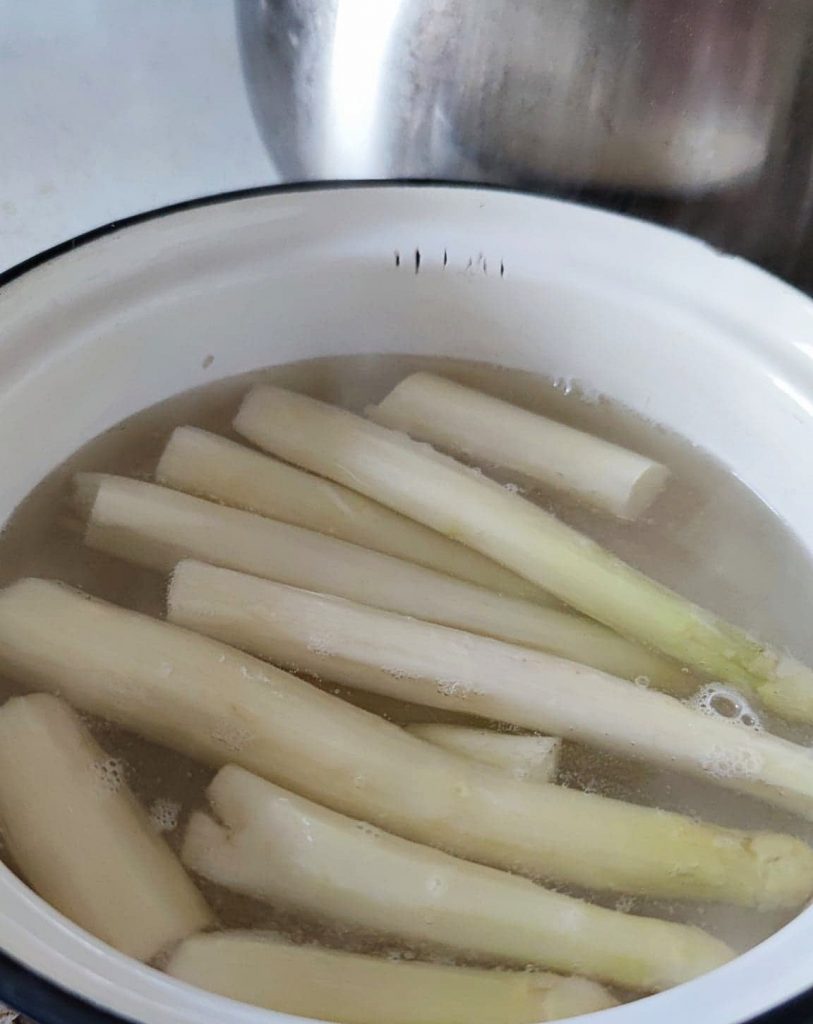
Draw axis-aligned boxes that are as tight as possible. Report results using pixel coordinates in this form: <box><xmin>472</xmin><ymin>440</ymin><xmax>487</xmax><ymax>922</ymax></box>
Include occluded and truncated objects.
<box><xmin>238</xmin><ymin>0</ymin><xmax>813</xmax><ymax>289</ymax></box>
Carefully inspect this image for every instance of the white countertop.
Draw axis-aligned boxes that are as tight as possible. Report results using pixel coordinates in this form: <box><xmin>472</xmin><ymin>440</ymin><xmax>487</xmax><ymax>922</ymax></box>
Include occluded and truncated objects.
<box><xmin>0</xmin><ymin>0</ymin><xmax>279</xmax><ymax>273</ymax></box>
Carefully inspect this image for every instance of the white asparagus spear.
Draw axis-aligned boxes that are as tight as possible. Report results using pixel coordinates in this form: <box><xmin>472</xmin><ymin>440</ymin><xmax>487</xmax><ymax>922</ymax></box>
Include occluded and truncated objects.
<box><xmin>368</xmin><ymin>373</ymin><xmax>669</xmax><ymax>519</ymax></box>
<box><xmin>156</xmin><ymin>426</ymin><xmax>552</xmax><ymax>603</ymax></box>
<box><xmin>234</xmin><ymin>385</ymin><xmax>813</xmax><ymax>724</ymax></box>
<box><xmin>183</xmin><ymin>765</ymin><xmax>732</xmax><ymax>991</ymax></box>
<box><xmin>74</xmin><ymin>473</ymin><xmax>688</xmax><ymax>693</ymax></box>
<box><xmin>166</xmin><ymin>933</ymin><xmax>617</xmax><ymax>1024</ymax></box>
<box><xmin>0</xmin><ymin>694</ymin><xmax>212</xmax><ymax>961</ymax></box>
<box><xmin>0</xmin><ymin>581</ymin><xmax>808</xmax><ymax>907</ymax></box>
<box><xmin>168</xmin><ymin>561</ymin><xmax>813</xmax><ymax>823</ymax></box>
<box><xmin>405</xmin><ymin>725</ymin><xmax>560</xmax><ymax>782</ymax></box>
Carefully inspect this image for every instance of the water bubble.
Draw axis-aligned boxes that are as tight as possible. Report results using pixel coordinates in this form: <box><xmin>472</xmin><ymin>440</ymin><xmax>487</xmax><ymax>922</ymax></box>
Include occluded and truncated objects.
<box><xmin>553</xmin><ymin>376</ymin><xmax>575</xmax><ymax>397</ymax></box>
<box><xmin>688</xmin><ymin>684</ymin><xmax>762</xmax><ymax>732</ymax></box>
<box><xmin>91</xmin><ymin>756</ymin><xmax>128</xmax><ymax>795</ymax></box>
<box><xmin>355</xmin><ymin>821</ymin><xmax>380</xmax><ymax>838</ymax></box>
<box><xmin>436</xmin><ymin>678</ymin><xmax>471</xmax><ymax>698</ymax></box>
<box><xmin>700</xmin><ymin>744</ymin><xmax>763</xmax><ymax>779</ymax></box>
<box><xmin>149</xmin><ymin>797</ymin><xmax>180</xmax><ymax>833</ymax></box>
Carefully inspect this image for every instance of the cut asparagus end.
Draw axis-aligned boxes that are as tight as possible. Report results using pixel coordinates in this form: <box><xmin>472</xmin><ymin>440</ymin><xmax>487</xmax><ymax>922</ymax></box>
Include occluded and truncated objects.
<box><xmin>155</xmin><ymin>425</ymin><xmax>556</xmax><ymax>605</ymax></box>
<box><xmin>75</xmin><ymin>473</ymin><xmax>689</xmax><ymax>695</ymax></box>
<box><xmin>405</xmin><ymin>725</ymin><xmax>561</xmax><ymax>783</ymax></box>
<box><xmin>166</xmin><ymin>932</ymin><xmax>617</xmax><ymax>1024</ymax></box>
<box><xmin>71</xmin><ymin>472</ymin><xmax>105</xmax><ymax>518</ymax></box>
<box><xmin>0</xmin><ymin>693</ymin><xmax>212</xmax><ymax>961</ymax></box>
<box><xmin>234</xmin><ymin>385</ymin><xmax>813</xmax><ymax>723</ymax></box>
<box><xmin>182</xmin><ymin>765</ymin><xmax>733</xmax><ymax>992</ymax></box>
<box><xmin>167</xmin><ymin>559</ymin><xmax>813</xmax><ymax>833</ymax></box>
<box><xmin>2</xmin><ymin>577</ymin><xmax>810</xmax><ymax>908</ymax></box>
<box><xmin>367</xmin><ymin>372</ymin><xmax>670</xmax><ymax>520</ymax></box>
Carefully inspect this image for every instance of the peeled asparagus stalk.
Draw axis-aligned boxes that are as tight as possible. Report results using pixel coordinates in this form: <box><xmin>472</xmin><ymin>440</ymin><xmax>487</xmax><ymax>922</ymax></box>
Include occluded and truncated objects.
<box><xmin>406</xmin><ymin>725</ymin><xmax>560</xmax><ymax>782</ymax></box>
<box><xmin>234</xmin><ymin>385</ymin><xmax>813</xmax><ymax>724</ymax></box>
<box><xmin>169</xmin><ymin>560</ymin><xmax>813</xmax><ymax>824</ymax></box>
<box><xmin>184</xmin><ymin>765</ymin><xmax>732</xmax><ymax>991</ymax></box>
<box><xmin>166</xmin><ymin>933</ymin><xmax>617</xmax><ymax>1024</ymax></box>
<box><xmin>75</xmin><ymin>474</ymin><xmax>687</xmax><ymax>693</ymax></box>
<box><xmin>368</xmin><ymin>373</ymin><xmax>669</xmax><ymax>519</ymax></box>
<box><xmin>156</xmin><ymin>425</ymin><xmax>552</xmax><ymax>603</ymax></box>
<box><xmin>0</xmin><ymin>694</ymin><xmax>212</xmax><ymax>961</ymax></box>
<box><xmin>0</xmin><ymin>583</ymin><xmax>809</xmax><ymax>906</ymax></box>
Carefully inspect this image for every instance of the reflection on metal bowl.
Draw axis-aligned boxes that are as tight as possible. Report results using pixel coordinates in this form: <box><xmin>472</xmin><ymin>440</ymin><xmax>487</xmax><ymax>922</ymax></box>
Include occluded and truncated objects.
<box><xmin>237</xmin><ymin>0</ymin><xmax>813</xmax><ymax>288</ymax></box>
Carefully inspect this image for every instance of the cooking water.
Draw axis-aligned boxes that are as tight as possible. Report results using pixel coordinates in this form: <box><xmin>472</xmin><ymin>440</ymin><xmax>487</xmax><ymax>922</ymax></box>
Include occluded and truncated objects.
<box><xmin>1</xmin><ymin>354</ymin><xmax>812</xmax><ymax>983</ymax></box>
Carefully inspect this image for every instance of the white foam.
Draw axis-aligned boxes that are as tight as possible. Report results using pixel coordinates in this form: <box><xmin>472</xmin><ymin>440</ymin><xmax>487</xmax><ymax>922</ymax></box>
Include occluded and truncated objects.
<box><xmin>700</xmin><ymin>743</ymin><xmax>763</xmax><ymax>779</ymax></box>
<box><xmin>436</xmin><ymin>678</ymin><xmax>472</xmax><ymax>698</ymax></box>
<box><xmin>306</xmin><ymin>634</ymin><xmax>335</xmax><ymax>656</ymax></box>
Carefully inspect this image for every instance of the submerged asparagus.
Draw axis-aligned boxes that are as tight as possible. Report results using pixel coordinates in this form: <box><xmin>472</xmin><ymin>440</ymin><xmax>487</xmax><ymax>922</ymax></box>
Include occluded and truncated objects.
<box><xmin>166</xmin><ymin>933</ymin><xmax>617</xmax><ymax>1024</ymax></box>
<box><xmin>0</xmin><ymin>694</ymin><xmax>212</xmax><ymax>960</ymax></box>
<box><xmin>168</xmin><ymin>561</ymin><xmax>813</xmax><ymax>822</ymax></box>
<box><xmin>234</xmin><ymin>385</ymin><xmax>813</xmax><ymax>723</ymax></box>
<box><xmin>156</xmin><ymin>426</ymin><xmax>552</xmax><ymax>603</ymax></box>
<box><xmin>405</xmin><ymin>725</ymin><xmax>560</xmax><ymax>782</ymax></box>
<box><xmin>0</xmin><ymin>582</ymin><xmax>809</xmax><ymax>906</ymax></box>
<box><xmin>368</xmin><ymin>373</ymin><xmax>669</xmax><ymax>519</ymax></box>
<box><xmin>75</xmin><ymin>473</ymin><xmax>687</xmax><ymax>692</ymax></box>
<box><xmin>183</xmin><ymin>765</ymin><xmax>732</xmax><ymax>991</ymax></box>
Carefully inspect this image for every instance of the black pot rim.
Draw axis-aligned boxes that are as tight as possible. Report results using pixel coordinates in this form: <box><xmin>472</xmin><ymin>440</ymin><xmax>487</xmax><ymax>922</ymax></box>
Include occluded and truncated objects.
<box><xmin>0</xmin><ymin>178</ymin><xmax>811</xmax><ymax>1024</ymax></box>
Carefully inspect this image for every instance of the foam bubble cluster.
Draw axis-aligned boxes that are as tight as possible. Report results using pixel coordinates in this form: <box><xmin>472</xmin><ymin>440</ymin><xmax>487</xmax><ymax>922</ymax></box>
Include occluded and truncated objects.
<box><xmin>689</xmin><ymin>683</ymin><xmax>762</xmax><ymax>731</ymax></box>
<box><xmin>91</xmin><ymin>756</ymin><xmax>128</xmax><ymax>794</ymax></box>
<box><xmin>436</xmin><ymin>678</ymin><xmax>472</xmax><ymax>698</ymax></box>
<box><xmin>700</xmin><ymin>744</ymin><xmax>763</xmax><ymax>780</ymax></box>
<box><xmin>149</xmin><ymin>797</ymin><xmax>181</xmax><ymax>833</ymax></box>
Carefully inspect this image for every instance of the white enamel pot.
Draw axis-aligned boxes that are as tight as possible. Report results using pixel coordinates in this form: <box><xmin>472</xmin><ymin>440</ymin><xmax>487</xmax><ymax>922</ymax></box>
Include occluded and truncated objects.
<box><xmin>0</xmin><ymin>185</ymin><xmax>812</xmax><ymax>1024</ymax></box>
